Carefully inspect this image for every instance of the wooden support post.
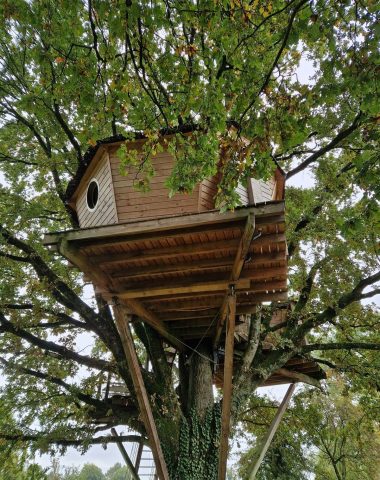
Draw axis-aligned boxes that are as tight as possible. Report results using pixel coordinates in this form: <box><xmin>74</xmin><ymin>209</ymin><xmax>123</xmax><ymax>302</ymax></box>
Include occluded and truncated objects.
<box><xmin>111</xmin><ymin>428</ymin><xmax>140</xmax><ymax>480</ymax></box>
<box><xmin>248</xmin><ymin>383</ymin><xmax>296</xmax><ymax>480</ymax></box>
<box><xmin>112</xmin><ymin>305</ymin><xmax>169</xmax><ymax>480</ymax></box>
<box><xmin>218</xmin><ymin>290</ymin><xmax>236</xmax><ymax>480</ymax></box>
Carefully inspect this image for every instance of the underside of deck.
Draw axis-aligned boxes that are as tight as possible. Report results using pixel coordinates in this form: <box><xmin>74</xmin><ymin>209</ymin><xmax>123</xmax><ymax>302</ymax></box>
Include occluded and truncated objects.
<box><xmin>43</xmin><ymin>201</ymin><xmax>324</xmax><ymax>386</ymax></box>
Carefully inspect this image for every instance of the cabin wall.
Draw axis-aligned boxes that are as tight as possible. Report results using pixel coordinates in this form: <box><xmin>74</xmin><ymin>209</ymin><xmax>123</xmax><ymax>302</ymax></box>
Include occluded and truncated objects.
<box><xmin>108</xmin><ymin>146</ymin><xmax>201</xmax><ymax>222</ymax></box>
<box><xmin>249</xmin><ymin>178</ymin><xmax>276</xmax><ymax>204</ymax></box>
<box><xmin>199</xmin><ymin>178</ymin><xmax>249</xmax><ymax>210</ymax></box>
<box><xmin>76</xmin><ymin>152</ymin><xmax>118</xmax><ymax>228</ymax></box>
<box><xmin>236</xmin><ymin>182</ymin><xmax>249</xmax><ymax>205</ymax></box>
<box><xmin>199</xmin><ymin>176</ymin><xmax>218</xmax><ymax>210</ymax></box>
<box><xmin>73</xmin><ymin>140</ymin><xmax>283</xmax><ymax>228</ymax></box>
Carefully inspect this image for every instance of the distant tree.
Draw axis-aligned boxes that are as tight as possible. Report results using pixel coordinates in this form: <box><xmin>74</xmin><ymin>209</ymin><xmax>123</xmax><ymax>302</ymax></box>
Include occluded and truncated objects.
<box><xmin>61</xmin><ymin>466</ymin><xmax>80</xmax><ymax>480</ymax></box>
<box><xmin>77</xmin><ymin>464</ymin><xmax>105</xmax><ymax>480</ymax></box>
<box><xmin>0</xmin><ymin>450</ymin><xmax>47</xmax><ymax>480</ymax></box>
<box><xmin>301</xmin><ymin>386</ymin><xmax>380</xmax><ymax>480</ymax></box>
<box><xmin>236</xmin><ymin>378</ymin><xmax>380</xmax><ymax>479</ymax></box>
<box><xmin>105</xmin><ymin>463</ymin><xmax>131</xmax><ymax>480</ymax></box>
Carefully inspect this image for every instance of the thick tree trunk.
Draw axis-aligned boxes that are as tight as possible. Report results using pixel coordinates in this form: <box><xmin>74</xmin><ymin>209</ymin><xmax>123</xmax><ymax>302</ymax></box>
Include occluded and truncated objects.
<box><xmin>161</xmin><ymin>341</ymin><xmax>221</xmax><ymax>480</ymax></box>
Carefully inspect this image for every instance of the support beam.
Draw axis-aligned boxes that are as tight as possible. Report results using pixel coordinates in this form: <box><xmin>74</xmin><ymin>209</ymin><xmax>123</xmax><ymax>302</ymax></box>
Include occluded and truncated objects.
<box><xmin>248</xmin><ymin>383</ymin><xmax>296</xmax><ymax>480</ymax></box>
<box><xmin>58</xmin><ymin>239</ymin><xmax>184</xmax><ymax>351</ymax></box>
<box><xmin>213</xmin><ymin>214</ymin><xmax>255</xmax><ymax>348</ymax></box>
<box><xmin>218</xmin><ymin>291</ymin><xmax>236</xmax><ymax>480</ymax></box>
<box><xmin>121</xmin><ymin>298</ymin><xmax>184</xmax><ymax>351</ymax></box>
<box><xmin>113</xmin><ymin>305</ymin><xmax>169</xmax><ymax>480</ymax></box>
<box><xmin>117</xmin><ymin>278</ymin><xmax>251</xmax><ymax>299</ymax></box>
<box><xmin>111</xmin><ymin>428</ymin><xmax>140</xmax><ymax>480</ymax></box>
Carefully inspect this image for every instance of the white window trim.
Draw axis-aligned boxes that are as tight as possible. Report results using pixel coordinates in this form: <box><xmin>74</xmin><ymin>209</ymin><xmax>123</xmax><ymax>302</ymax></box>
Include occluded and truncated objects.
<box><xmin>86</xmin><ymin>178</ymin><xmax>100</xmax><ymax>212</ymax></box>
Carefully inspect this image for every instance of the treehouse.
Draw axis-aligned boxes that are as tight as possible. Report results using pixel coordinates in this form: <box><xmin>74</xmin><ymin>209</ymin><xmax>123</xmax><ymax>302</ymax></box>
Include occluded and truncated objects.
<box><xmin>43</xmin><ymin>132</ymin><xmax>323</xmax><ymax>480</ymax></box>
<box><xmin>64</xmin><ymin>133</ymin><xmax>285</xmax><ymax>228</ymax></box>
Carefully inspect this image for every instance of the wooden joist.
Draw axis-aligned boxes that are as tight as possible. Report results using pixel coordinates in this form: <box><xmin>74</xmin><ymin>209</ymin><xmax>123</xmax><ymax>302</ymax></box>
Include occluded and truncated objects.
<box><xmin>89</xmin><ymin>233</ymin><xmax>285</xmax><ymax>266</ymax></box>
<box><xmin>146</xmin><ymin>292</ymin><xmax>288</xmax><ymax>311</ymax></box>
<box><xmin>110</xmin><ymin>251</ymin><xmax>285</xmax><ymax>280</ymax></box>
<box><xmin>117</xmin><ymin>278</ymin><xmax>251</xmax><ymax>300</ymax></box>
<box><xmin>112</xmin><ymin>306</ymin><xmax>169</xmax><ymax>480</ymax></box>
<box><xmin>161</xmin><ymin>305</ymin><xmax>256</xmax><ymax>321</ymax></box>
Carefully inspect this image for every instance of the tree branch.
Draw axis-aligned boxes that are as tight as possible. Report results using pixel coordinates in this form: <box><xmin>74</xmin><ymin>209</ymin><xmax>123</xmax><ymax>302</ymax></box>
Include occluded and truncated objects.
<box><xmin>302</xmin><ymin>342</ymin><xmax>380</xmax><ymax>353</ymax></box>
<box><xmin>0</xmin><ymin>433</ymin><xmax>145</xmax><ymax>447</ymax></box>
<box><xmin>287</xmin><ymin>161</ymin><xmax>356</xmax><ymax>257</ymax></box>
<box><xmin>238</xmin><ymin>311</ymin><xmax>262</xmax><ymax>377</ymax></box>
<box><xmin>51</xmin><ymin>99</ymin><xmax>82</xmax><ymax>164</ymax></box>
<box><xmin>0</xmin><ymin>357</ymin><xmax>105</xmax><ymax>408</ymax></box>
<box><xmin>239</xmin><ymin>0</ymin><xmax>308</xmax><ymax>125</ymax></box>
<box><xmin>286</xmin><ymin>112</ymin><xmax>362</xmax><ymax>179</ymax></box>
<box><xmin>0</xmin><ymin>312</ymin><xmax>112</xmax><ymax>372</ymax></box>
<box><xmin>276</xmin><ymin>368</ymin><xmax>323</xmax><ymax>390</ymax></box>
<box><xmin>293</xmin><ymin>259</ymin><xmax>327</xmax><ymax>314</ymax></box>
<box><xmin>294</xmin><ymin>270</ymin><xmax>380</xmax><ymax>338</ymax></box>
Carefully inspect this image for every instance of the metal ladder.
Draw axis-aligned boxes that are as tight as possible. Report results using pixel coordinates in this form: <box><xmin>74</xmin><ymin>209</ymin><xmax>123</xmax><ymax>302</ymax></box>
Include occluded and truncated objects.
<box><xmin>129</xmin><ymin>441</ymin><xmax>156</xmax><ymax>479</ymax></box>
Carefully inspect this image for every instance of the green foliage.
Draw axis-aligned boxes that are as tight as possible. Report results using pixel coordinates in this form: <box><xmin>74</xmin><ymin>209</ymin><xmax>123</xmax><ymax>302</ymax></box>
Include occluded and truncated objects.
<box><xmin>104</xmin><ymin>463</ymin><xmax>131</xmax><ymax>480</ymax></box>
<box><xmin>76</xmin><ymin>464</ymin><xmax>105</xmax><ymax>480</ymax></box>
<box><xmin>236</xmin><ymin>378</ymin><xmax>380</xmax><ymax>479</ymax></box>
<box><xmin>169</xmin><ymin>406</ymin><xmax>221</xmax><ymax>480</ymax></box>
<box><xmin>0</xmin><ymin>1</ymin><xmax>378</xmax><ymax>479</ymax></box>
<box><xmin>0</xmin><ymin>447</ymin><xmax>47</xmax><ymax>480</ymax></box>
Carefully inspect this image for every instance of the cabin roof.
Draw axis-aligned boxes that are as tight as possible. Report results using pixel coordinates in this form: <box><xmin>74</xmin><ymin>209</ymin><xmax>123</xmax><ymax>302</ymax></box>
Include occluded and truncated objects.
<box><xmin>65</xmin><ymin>124</ymin><xmax>198</xmax><ymax>202</ymax></box>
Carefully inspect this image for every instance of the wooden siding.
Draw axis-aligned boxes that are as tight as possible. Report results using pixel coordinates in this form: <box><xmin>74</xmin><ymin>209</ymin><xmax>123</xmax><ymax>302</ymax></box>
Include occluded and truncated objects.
<box><xmin>76</xmin><ymin>153</ymin><xmax>118</xmax><ymax>228</ymax></box>
<box><xmin>109</xmin><ymin>148</ymin><xmax>201</xmax><ymax>222</ymax></box>
<box><xmin>236</xmin><ymin>182</ymin><xmax>249</xmax><ymax>205</ymax></box>
<box><xmin>73</xmin><ymin>140</ymin><xmax>283</xmax><ymax>227</ymax></box>
<box><xmin>250</xmin><ymin>178</ymin><xmax>276</xmax><ymax>204</ymax></box>
<box><xmin>199</xmin><ymin>178</ymin><xmax>249</xmax><ymax>209</ymax></box>
<box><xmin>199</xmin><ymin>176</ymin><xmax>218</xmax><ymax>210</ymax></box>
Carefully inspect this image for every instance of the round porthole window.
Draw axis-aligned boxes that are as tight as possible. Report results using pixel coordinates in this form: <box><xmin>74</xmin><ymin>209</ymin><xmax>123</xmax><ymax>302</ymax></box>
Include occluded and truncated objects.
<box><xmin>87</xmin><ymin>179</ymin><xmax>99</xmax><ymax>210</ymax></box>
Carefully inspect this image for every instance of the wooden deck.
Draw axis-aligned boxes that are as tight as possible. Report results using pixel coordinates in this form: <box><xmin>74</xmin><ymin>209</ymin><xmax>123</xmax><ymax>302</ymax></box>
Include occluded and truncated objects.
<box><xmin>43</xmin><ymin>201</ymin><xmax>323</xmax><ymax>386</ymax></box>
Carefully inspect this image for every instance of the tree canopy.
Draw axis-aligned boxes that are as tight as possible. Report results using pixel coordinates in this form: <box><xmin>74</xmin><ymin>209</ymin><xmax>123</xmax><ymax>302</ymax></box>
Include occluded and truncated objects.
<box><xmin>0</xmin><ymin>1</ymin><xmax>379</xmax><ymax>479</ymax></box>
<box><xmin>236</xmin><ymin>377</ymin><xmax>380</xmax><ymax>479</ymax></box>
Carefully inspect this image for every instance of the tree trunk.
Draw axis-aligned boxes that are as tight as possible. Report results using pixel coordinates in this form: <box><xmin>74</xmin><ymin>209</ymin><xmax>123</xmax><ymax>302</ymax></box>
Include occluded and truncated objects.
<box><xmin>161</xmin><ymin>341</ymin><xmax>222</xmax><ymax>480</ymax></box>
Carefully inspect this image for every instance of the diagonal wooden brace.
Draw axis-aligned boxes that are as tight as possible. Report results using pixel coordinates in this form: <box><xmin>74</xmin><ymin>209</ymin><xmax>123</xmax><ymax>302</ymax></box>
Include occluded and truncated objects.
<box><xmin>248</xmin><ymin>383</ymin><xmax>296</xmax><ymax>479</ymax></box>
<box><xmin>213</xmin><ymin>213</ymin><xmax>255</xmax><ymax>349</ymax></box>
<box><xmin>113</xmin><ymin>304</ymin><xmax>169</xmax><ymax>480</ymax></box>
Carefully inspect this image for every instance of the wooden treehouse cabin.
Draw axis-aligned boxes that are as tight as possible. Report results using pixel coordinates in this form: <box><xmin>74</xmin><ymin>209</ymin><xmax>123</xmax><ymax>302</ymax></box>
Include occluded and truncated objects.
<box><xmin>43</xmin><ymin>133</ymin><xmax>323</xmax><ymax>480</ymax></box>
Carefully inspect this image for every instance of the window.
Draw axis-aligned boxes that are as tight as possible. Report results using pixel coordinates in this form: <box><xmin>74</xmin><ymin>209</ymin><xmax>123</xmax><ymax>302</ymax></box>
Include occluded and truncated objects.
<box><xmin>86</xmin><ymin>179</ymin><xmax>99</xmax><ymax>210</ymax></box>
